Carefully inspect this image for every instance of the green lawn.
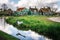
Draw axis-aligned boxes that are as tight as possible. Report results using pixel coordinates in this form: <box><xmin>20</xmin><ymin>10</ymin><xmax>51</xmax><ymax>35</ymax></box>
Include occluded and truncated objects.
<box><xmin>6</xmin><ymin>15</ymin><xmax>60</xmax><ymax>40</ymax></box>
<box><xmin>0</xmin><ymin>31</ymin><xmax>18</xmax><ymax>40</ymax></box>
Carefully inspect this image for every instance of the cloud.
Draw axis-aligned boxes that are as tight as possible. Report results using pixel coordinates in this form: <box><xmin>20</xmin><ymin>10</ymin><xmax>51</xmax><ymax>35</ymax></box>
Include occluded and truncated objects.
<box><xmin>7</xmin><ymin>2</ymin><xmax>17</xmax><ymax>11</ymax></box>
<box><xmin>0</xmin><ymin>0</ymin><xmax>17</xmax><ymax>11</ymax></box>
<box><xmin>15</xmin><ymin>0</ymin><xmax>60</xmax><ymax>11</ymax></box>
<box><xmin>16</xmin><ymin>0</ymin><xmax>60</xmax><ymax>8</ymax></box>
<box><xmin>0</xmin><ymin>0</ymin><xmax>8</xmax><ymax>4</ymax></box>
<box><xmin>56</xmin><ymin>7</ymin><xmax>60</xmax><ymax>12</ymax></box>
<box><xmin>0</xmin><ymin>0</ymin><xmax>60</xmax><ymax>11</ymax></box>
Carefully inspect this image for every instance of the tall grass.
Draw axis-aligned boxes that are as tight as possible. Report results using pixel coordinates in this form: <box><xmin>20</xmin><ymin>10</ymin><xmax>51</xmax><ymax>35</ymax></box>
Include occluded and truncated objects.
<box><xmin>6</xmin><ymin>15</ymin><xmax>60</xmax><ymax>40</ymax></box>
<box><xmin>0</xmin><ymin>31</ymin><xmax>18</xmax><ymax>40</ymax></box>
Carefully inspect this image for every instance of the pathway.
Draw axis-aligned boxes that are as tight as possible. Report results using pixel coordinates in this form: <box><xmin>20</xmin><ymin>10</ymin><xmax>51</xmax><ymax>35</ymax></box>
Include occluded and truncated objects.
<box><xmin>48</xmin><ymin>17</ymin><xmax>60</xmax><ymax>22</ymax></box>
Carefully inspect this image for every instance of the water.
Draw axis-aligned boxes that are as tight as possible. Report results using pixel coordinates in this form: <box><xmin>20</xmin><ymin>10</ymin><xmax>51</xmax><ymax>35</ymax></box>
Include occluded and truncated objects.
<box><xmin>0</xmin><ymin>17</ymin><xmax>52</xmax><ymax>40</ymax></box>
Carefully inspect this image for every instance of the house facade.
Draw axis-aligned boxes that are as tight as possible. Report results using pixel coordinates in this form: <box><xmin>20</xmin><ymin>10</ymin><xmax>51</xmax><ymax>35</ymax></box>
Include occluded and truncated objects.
<box><xmin>29</xmin><ymin>7</ymin><xmax>39</xmax><ymax>15</ymax></box>
<box><xmin>16</xmin><ymin>7</ymin><xmax>57</xmax><ymax>16</ymax></box>
<box><xmin>0</xmin><ymin>8</ymin><xmax>13</xmax><ymax>16</ymax></box>
<box><xmin>39</xmin><ymin>7</ymin><xmax>52</xmax><ymax>16</ymax></box>
<box><xmin>16</xmin><ymin>7</ymin><xmax>29</xmax><ymax>16</ymax></box>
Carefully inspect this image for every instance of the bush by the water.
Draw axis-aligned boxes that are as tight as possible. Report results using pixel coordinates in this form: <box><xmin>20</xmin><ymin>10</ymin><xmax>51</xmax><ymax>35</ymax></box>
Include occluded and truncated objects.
<box><xmin>6</xmin><ymin>15</ymin><xmax>60</xmax><ymax>40</ymax></box>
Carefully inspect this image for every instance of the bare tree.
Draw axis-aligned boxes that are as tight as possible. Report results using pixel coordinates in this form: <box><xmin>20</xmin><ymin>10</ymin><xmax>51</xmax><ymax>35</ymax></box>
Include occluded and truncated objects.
<box><xmin>1</xmin><ymin>4</ymin><xmax>8</xmax><ymax>28</ymax></box>
<box><xmin>1</xmin><ymin>4</ymin><xmax>8</xmax><ymax>11</ymax></box>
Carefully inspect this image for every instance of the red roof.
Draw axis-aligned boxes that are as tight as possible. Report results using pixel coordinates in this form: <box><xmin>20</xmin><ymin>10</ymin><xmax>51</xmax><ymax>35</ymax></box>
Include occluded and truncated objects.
<box><xmin>17</xmin><ymin>7</ymin><xmax>25</xmax><ymax>11</ymax></box>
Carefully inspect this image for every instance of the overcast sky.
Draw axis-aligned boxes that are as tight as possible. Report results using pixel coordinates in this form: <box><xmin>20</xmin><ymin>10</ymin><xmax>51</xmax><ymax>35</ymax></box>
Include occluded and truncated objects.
<box><xmin>0</xmin><ymin>0</ymin><xmax>60</xmax><ymax>11</ymax></box>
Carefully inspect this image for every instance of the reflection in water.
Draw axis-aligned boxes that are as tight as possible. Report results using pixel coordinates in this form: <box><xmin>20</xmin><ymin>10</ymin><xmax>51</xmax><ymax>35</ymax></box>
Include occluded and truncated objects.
<box><xmin>0</xmin><ymin>18</ymin><xmax>52</xmax><ymax>40</ymax></box>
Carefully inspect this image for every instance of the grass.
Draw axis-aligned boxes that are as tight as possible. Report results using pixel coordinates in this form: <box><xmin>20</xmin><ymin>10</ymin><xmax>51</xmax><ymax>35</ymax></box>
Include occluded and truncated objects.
<box><xmin>6</xmin><ymin>15</ymin><xmax>60</xmax><ymax>40</ymax></box>
<box><xmin>0</xmin><ymin>31</ymin><xmax>18</xmax><ymax>40</ymax></box>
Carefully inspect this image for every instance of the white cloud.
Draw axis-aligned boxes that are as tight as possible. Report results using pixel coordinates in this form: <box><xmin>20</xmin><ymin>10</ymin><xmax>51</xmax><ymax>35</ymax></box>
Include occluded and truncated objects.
<box><xmin>16</xmin><ymin>0</ymin><xmax>60</xmax><ymax>8</ymax></box>
<box><xmin>7</xmin><ymin>2</ymin><xmax>17</xmax><ymax>11</ymax></box>
<box><xmin>0</xmin><ymin>0</ymin><xmax>8</xmax><ymax>4</ymax></box>
<box><xmin>41</xmin><ymin>0</ymin><xmax>58</xmax><ymax>3</ymax></box>
<box><xmin>15</xmin><ymin>0</ymin><xmax>60</xmax><ymax>11</ymax></box>
<box><xmin>0</xmin><ymin>0</ymin><xmax>60</xmax><ymax>11</ymax></box>
<box><xmin>53</xmin><ymin>4</ymin><xmax>58</xmax><ymax>8</ymax></box>
<box><xmin>0</xmin><ymin>0</ymin><xmax>17</xmax><ymax>11</ymax></box>
<box><xmin>56</xmin><ymin>8</ymin><xmax>60</xmax><ymax>12</ymax></box>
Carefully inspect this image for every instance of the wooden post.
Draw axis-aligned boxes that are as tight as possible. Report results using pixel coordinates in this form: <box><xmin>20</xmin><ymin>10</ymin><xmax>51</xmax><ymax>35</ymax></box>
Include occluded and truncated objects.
<box><xmin>4</xmin><ymin>16</ymin><xmax>5</xmax><ymax>28</ymax></box>
<box><xmin>3</xmin><ymin>15</ymin><xmax>5</xmax><ymax>29</ymax></box>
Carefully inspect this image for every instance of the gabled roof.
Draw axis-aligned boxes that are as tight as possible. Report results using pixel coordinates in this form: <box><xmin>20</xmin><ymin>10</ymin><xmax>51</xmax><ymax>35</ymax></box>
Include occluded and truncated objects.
<box><xmin>39</xmin><ymin>7</ymin><xmax>51</xmax><ymax>12</ymax></box>
<box><xmin>17</xmin><ymin>7</ymin><xmax>25</xmax><ymax>11</ymax></box>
